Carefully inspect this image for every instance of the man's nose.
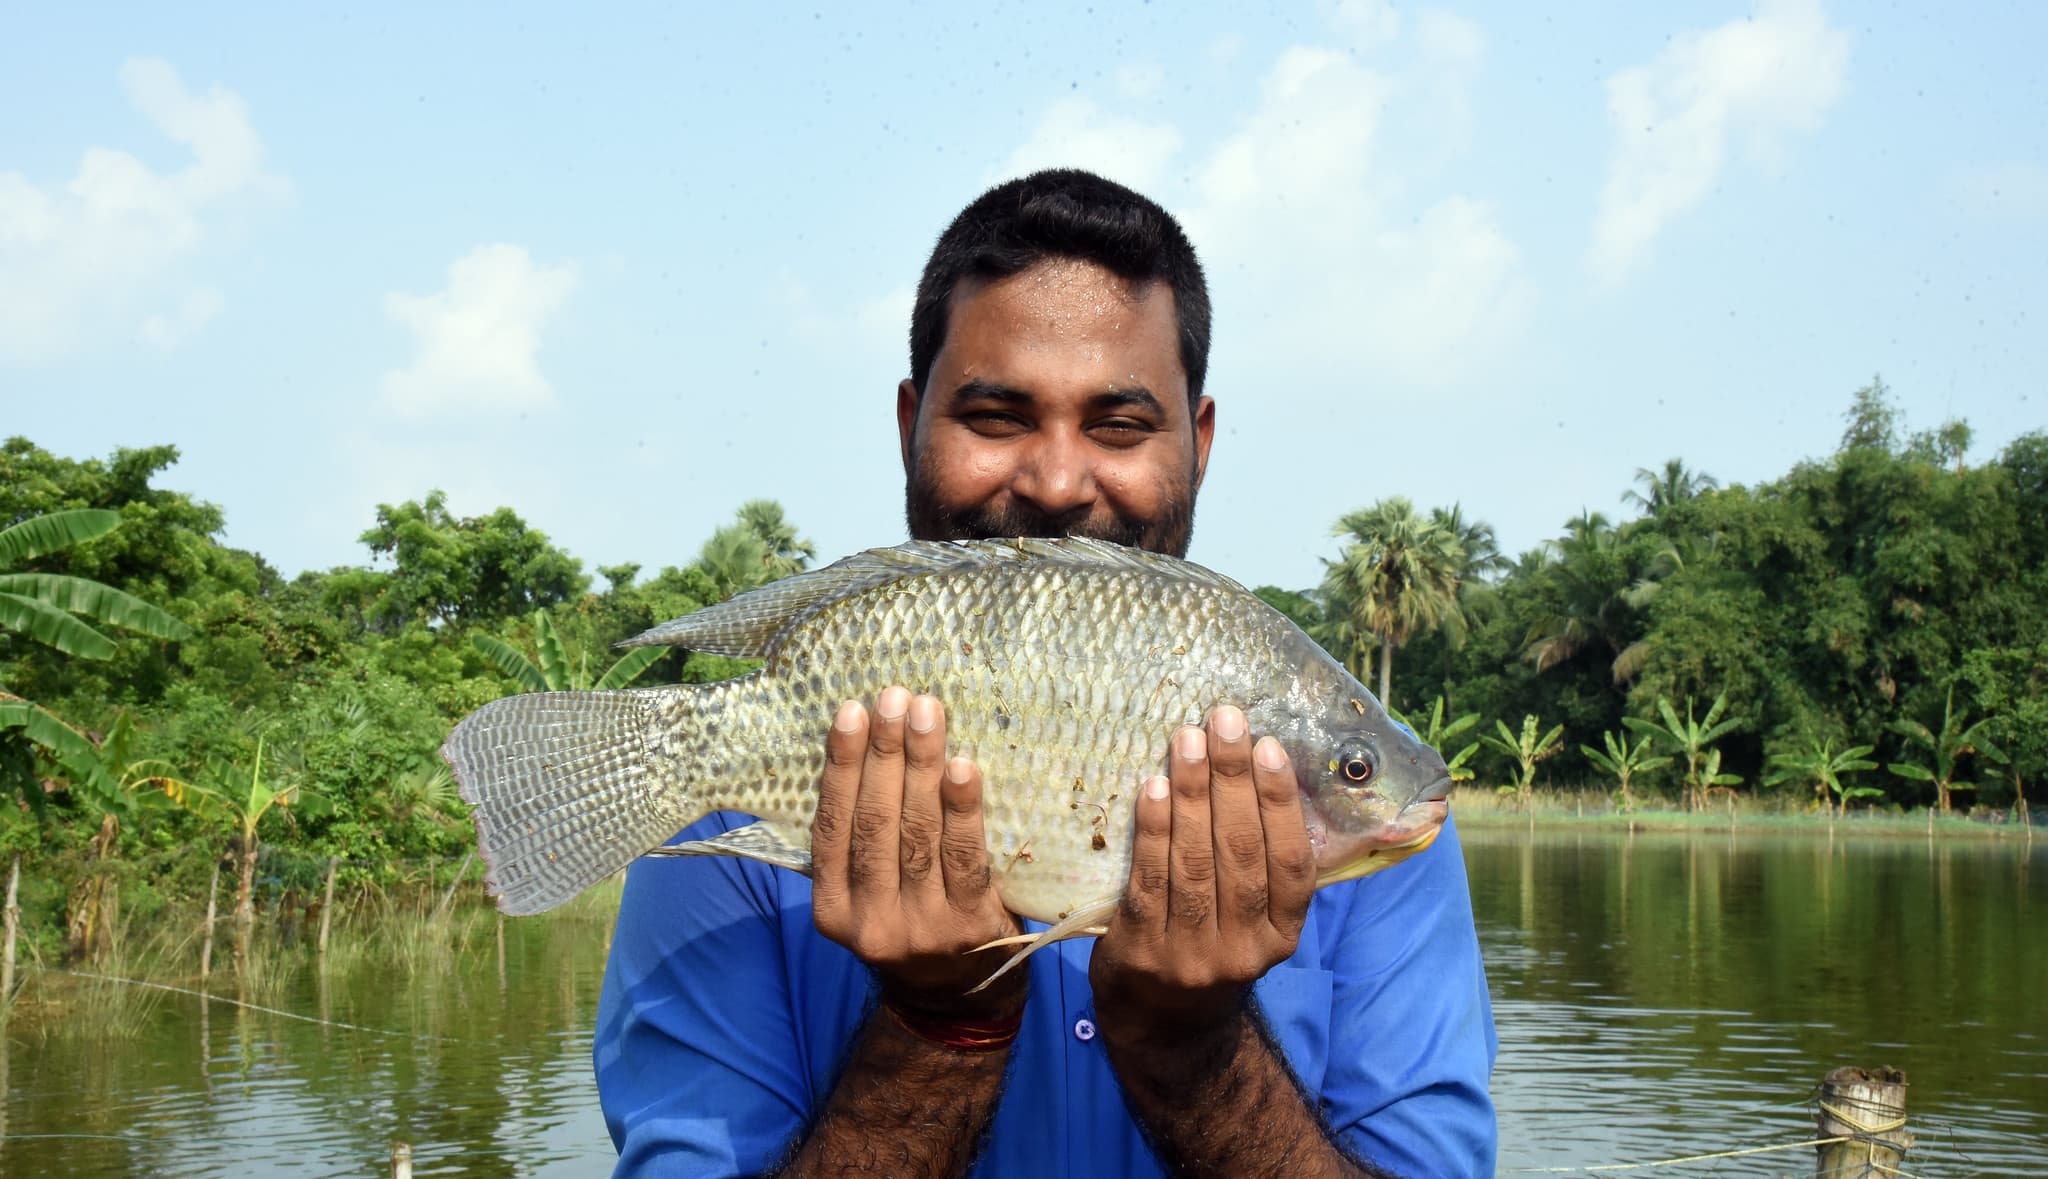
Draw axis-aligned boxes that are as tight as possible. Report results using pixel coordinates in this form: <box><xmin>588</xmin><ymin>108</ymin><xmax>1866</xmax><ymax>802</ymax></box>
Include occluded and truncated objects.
<box><xmin>1012</xmin><ymin>431</ymin><xmax>1098</xmax><ymax>516</ymax></box>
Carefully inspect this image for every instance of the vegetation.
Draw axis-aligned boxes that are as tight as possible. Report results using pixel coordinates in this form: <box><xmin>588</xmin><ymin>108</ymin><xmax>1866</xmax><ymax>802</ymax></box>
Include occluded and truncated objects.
<box><xmin>0</xmin><ymin>376</ymin><xmax>2042</xmax><ymax>982</ymax></box>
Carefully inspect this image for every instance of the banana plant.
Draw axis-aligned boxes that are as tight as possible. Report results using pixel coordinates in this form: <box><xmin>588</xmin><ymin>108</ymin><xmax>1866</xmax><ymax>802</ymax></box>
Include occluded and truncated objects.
<box><xmin>1481</xmin><ymin>714</ymin><xmax>1564</xmax><ymax>811</ymax></box>
<box><xmin>472</xmin><ymin>609</ymin><xmax>664</xmax><ymax>693</ymax></box>
<box><xmin>1887</xmin><ymin>687</ymin><xmax>2003</xmax><ymax>815</ymax></box>
<box><xmin>1580</xmin><ymin>729</ymin><xmax>1672</xmax><ymax>812</ymax></box>
<box><xmin>0</xmin><ymin>508</ymin><xmax>193</xmax><ymax>658</ymax></box>
<box><xmin>1623</xmin><ymin>693</ymin><xmax>1743</xmax><ymax>812</ymax></box>
<box><xmin>1765</xmin><ymin>738</ymin><xmax>1879</xmax><ymax>817</ymax></box>
<box><xmin>1389</xmin><ymin>696</ymin><xmax>1482</xmax><ymax>783</ymax></box>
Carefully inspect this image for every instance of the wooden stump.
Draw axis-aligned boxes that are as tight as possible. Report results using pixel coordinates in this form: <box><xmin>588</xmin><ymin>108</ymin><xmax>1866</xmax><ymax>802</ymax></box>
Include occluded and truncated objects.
<box><xmin>390</xmin><ymin>1140</ymin><xmax>413</xmax><ymax>1179</ymax></box>
<box><xmin>1815</xmin><ymin>1066</ymin><xmax>1910</xmax><ymax>1177</ymax></box>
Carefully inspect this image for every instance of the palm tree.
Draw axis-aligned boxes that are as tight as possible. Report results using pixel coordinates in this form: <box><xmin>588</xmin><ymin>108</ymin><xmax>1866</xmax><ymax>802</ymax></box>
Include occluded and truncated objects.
<box><xmin>1323</xmin><ymin>498</ymin><xmax>1466</xmax><ymax>703</ymax></box>
<box><xmin>736</xmin><ymin>499</ymin><xmax>817</xmax><ymax>571</ymax></box>
<box><xmin>1428</xmin><ymin>503</ymin><xmax>1505</xmax><ymax>648</ymax></box>
<box><xmin>695</xmin><ymin>500</ymin><xmax>817</xmax><ymax>603</ymax></box>
<box><xmin>1521</xmin><ymin>511</ymin><xmax>1657</xmax><ymax>686</ymax></box>
<box><xmin>1621</xmin><ymin>459</ymin><xmax>1719</xmax><ymax>519</ymax></box>
<box><xmin>472</xmin><ymin>609</ymin><xmax>663</xmax><ymax>692</ymax></box>
<box><xmin>1887</xmin><ymin>688</ymin><xmax>2001</xmax><ymax>815</ymax></box>
<box><xmin>0</xmin><ymin>508</ymin><xmax>193</xmax><ymax>657</ymax></box>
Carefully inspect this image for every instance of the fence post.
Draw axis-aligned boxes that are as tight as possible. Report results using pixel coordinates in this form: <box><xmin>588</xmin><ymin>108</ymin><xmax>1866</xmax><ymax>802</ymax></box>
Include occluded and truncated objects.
<box><xmin>199</xmin><ymin>861</ymin><xmax>221</xmax><ymax>980</ymax></box>
<box><xmin>317</xmin><ymin>856</ymin><xmax>339</xmax><ymax>955</ymax></box>
<box><xmin>2</xmin><ymin>855</ymin><xmax>19</xmax><ymax>1010</ymax></box>
<box><xmin>1815</xmin><ymin>1066</ymin><xmax>1910</xmax><ymax>1177</ymax></box>
<box><xmin>434</xmin><ymin>850</ymin><xmax>474</xmax><ymax>919</ymax></box>
<box><xmin>390</xmin><ymin>1140</ymin><xmax>412</xmax><ymax>1179</ymax></box>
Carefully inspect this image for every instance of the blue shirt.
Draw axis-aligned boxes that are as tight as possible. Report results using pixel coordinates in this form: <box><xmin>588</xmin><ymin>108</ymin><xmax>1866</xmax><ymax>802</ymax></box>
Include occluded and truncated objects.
<box><xmin>595</xmin><ymin>808</ymin><xmax>1497</xmax><ymax>1177</ymax></box>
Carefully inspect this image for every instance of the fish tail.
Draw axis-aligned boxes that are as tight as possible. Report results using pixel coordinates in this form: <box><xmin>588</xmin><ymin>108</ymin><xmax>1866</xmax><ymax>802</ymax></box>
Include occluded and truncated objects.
<box><xmin>442</xmin><ymin>689</ymin><xmax>695</xmax><ymax>916</ymax></box>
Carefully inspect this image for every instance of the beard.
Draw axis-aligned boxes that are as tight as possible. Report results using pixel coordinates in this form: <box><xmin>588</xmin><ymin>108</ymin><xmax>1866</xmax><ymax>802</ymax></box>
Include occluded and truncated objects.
<box><xmin>904</xmin><ymin>448</ymin><xmax>1198</xmax><ymax>558</ymax></box>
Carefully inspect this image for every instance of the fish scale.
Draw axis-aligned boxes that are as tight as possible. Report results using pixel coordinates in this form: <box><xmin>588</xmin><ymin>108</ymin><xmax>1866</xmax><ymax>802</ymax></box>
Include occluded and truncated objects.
<box><xmin>445</xmin><ymin>537</ymin><xmax>1453</xmax><ymax>947</ymax></box>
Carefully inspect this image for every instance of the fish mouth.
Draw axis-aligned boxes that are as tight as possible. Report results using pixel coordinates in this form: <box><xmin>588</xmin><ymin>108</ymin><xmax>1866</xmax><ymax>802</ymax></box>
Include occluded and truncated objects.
<box><xmin>1419</xmin><ymin>773</ymin><xmax>1454</xmax><ymax>803</ymax></box>
<box><xmin>1308</xmin><ymin>798</ymin><xmax>1450</xmax><ymax>886</ymax></box>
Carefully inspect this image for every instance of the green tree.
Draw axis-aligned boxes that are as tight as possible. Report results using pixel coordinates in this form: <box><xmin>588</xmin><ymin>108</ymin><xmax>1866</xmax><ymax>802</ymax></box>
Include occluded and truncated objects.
<box><xmin>694</xmin><ymin>499</ymin><xmax>817</xmax><ymax>602</ymax></box>
<box><xmin>471</xmin><ymin>609</ymin><xmax>664</xmax><ymax>692</ymax></box>
<box><xmin>1764</xmin><ymin>738</ymin><xmax>1879</xmax><ymax>818</ymax></box>
<box><xmin>1579</xmin><ymin>729</ymin><xmax>1672</xmax><ymax>813</ymax></box>
<box><xmin>190</xmin><ymin>734</ymin><xmax>310</xmax><ymax>964</ymax></box>
<box><xmin>1323</xmin><ymin>497</ymin><xmax>1465</xmax><ymax>705</ymax></box>
<box><xmin>1481</xmin><ymin>714</ymin><xmax>1564</xmax><ymax>811</ymax></box>
<box><xmin>1623</xmin><ymin>693</ymin><xmax>1743</xmax><ymax>812</ymax></box>
<box><xmin>357</xmin><ymin>491</ymin><xmax>587</xmax><ymax>628</ymax></box>
<box><xmin>1887</xmin><ymin>687</ymin><xmax>2001</xmax><ymax>815</ymax></box>
<box><xmin>1621</xmin><ymin>458</ymin><xmax>1719</xmax><ymax>520</ymax></box>
<box><xmin>1959</xmin><ymin>642</ymin><xmax>2048</xmax><ymax>823</ymax></box>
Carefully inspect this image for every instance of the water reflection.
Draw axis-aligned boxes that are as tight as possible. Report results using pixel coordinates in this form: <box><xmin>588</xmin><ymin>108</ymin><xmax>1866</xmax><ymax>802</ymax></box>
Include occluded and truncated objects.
<box><xmin>1467</xmin><ymin>826</ymin><xmax>2047</xmax><ymax>1174</ymax></box>
<box><xmin>2</xmin><ymin>833</ymin><xmax>2041</xmax><ymax>1176</ymax></box>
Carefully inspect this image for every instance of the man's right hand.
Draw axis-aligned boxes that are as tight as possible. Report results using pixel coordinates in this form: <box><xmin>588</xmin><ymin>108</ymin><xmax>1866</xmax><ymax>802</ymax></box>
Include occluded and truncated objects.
<box><xmin>811</xmin><ymin>685</ymin><xmax>1026</xmax><ymax>1018</ymax></box>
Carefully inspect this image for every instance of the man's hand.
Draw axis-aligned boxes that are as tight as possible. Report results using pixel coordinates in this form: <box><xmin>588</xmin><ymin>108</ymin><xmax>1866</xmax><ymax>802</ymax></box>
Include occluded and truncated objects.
<box><xmin>811</xmin><ymin>685</ymin><xmax>1025</xmax><ymax>1017</ymax></box>
<box><xmin>1089</xmin><ymin>703</ymin><xmax>1317</xmax><ymax>1033</ymax></box>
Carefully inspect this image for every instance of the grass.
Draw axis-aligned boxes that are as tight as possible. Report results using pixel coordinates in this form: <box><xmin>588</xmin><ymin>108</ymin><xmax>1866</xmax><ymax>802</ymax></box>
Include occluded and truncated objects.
<box><xmin>1450</xmin><ymin>783</ymin><xmax>2034</xmax><ymax>840</ymax></box>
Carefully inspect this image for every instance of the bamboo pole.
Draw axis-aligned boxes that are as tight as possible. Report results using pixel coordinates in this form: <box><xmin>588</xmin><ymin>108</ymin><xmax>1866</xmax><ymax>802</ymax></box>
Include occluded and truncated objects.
<box><xmin>434</xmin><ymin>850</ymin><xmax>473</xmax><ymax>919</ymax></box>
<box><xmin>199</xmin><ymin>861</ymin><xmax>220</xmax><ymax>980</ymax></box>
<box><xmin>2</xmin><ymin>856</ymin><xmax>19</xmax><ymax>1010</ymax></box>
<box><xmin>1815</xmin><ymin>1066</ymin><xmax>1910</xmax><ymax>1177</ymax></box>
<box><xmin>317</xmin><ymin>856</ymin><xmax>338</xmax><ymax>955</ymax></box>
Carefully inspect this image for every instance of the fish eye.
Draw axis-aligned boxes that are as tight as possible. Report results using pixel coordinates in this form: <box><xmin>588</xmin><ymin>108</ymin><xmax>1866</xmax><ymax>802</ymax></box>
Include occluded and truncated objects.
<box><xmin>1341</xmin><ymin>756</ymin><xmax>1374</xmax><ymax>784</ymax></box>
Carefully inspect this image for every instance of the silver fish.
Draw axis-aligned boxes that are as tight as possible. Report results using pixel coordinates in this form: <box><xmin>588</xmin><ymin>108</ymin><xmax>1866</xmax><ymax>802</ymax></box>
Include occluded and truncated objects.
<box><xmin>442</xmin><ymin>537</ymin><xmax>1452</xmax><ymax>963</ymax></box>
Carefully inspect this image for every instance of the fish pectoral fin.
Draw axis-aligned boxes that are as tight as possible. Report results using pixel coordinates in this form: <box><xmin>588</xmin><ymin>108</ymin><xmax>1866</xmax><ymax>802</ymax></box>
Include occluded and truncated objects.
<box><xmin>642</xmin><ymin>820</ymin><xmax>813</xmax><ymax>875</ymax></box>
<box><xmin>967</xmin><ymin>895</ymin><xmax>1122</xmax><ymax>993</ymax></box>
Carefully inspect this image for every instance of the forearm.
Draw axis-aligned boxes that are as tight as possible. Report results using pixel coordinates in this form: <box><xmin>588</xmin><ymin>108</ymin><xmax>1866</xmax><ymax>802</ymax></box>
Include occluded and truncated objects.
<box><xmin>771</xmin><ymin>1004</ymin><xmax>1014</xmax><ymax>1179</ymax></box>
<box><xmin>1103</xmin><ymin>1005</ymin><xmax>1400</xmax><ymax>1179</ymax></box>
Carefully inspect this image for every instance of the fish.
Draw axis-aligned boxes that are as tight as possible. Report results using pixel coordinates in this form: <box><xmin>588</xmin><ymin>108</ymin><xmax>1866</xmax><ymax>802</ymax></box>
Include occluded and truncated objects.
<box><xmin>442</xmin><ymin>536</ymin><xmax>1453</xmax><ymax>972</ymax></box>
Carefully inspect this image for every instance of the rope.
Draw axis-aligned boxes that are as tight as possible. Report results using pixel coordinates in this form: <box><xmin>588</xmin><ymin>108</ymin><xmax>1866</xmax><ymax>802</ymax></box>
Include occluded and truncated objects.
<box><xmin>1819</xmin><ymin>1098</ymin><xmax>1908</xmax><ymax>1136</ymax></box>
<box><xmin>47</xmin><ymin>969</ymin><xmax>472</xmax><ymax>1043</ymax></box>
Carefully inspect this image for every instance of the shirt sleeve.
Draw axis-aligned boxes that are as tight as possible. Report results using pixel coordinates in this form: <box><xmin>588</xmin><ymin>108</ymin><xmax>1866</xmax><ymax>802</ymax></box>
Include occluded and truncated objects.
<box><xmin>1321</xmin><ymin>812</ymin><xmax>1499</xmax><ymax>1177</ymax></box>
<box><xmin>592</xmin><ymin>813</ymin><xmax>866</xmax><ymax>1178</ymax></box>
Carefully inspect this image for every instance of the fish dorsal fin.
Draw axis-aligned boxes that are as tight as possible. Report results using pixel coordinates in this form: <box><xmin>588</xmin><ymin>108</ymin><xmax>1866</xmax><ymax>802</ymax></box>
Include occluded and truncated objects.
<box><xmin>617</xmin><ymin>537</ymin><xmax>1247</xmax><ymax>657</ymax></box>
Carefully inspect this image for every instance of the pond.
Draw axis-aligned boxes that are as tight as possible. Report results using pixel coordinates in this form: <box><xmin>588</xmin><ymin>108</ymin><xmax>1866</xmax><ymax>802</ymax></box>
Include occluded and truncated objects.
<box><xmin>3</xmin><ymin>826</ymin><xmax>2041</xmax><ymax>1176</ymax></box>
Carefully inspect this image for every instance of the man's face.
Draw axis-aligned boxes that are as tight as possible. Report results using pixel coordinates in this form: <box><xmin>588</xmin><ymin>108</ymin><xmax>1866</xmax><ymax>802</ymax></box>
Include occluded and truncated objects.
<box><xmin>898</xmin><ymin>259</ymin><xmax>1215</xmax><ymax>558</ymax></box>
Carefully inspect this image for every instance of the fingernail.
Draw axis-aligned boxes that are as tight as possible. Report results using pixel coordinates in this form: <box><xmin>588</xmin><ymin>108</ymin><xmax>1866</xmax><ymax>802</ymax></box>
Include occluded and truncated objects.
<box><xmin>1176</xmin><ymin>726</ymin><xmax>1206</xmax><ymax>761</ymax></box>
<box><xmin>908</xmin><ymin>694</ymin><xmax>937</xmax><ymax>733</ymax></box>
<box><xmin>946</xmin><ymin>757</ymin><xmax>973</xmax><ymax>784</ymax></box>
<box><xmin>833</xmin><ymin>700</ymin><xmax>862</xmax><ymax>732</ymax></box>
<box><xmin>1255</xmin><ymin>736</ymin><xmax>1287</xmax><ymax>771</ymax></box>
<box><xmin>1211</xmin><ymin>705</ymin><xmax>1245</xmax><ymax>742</ymax></box>
<box><xmin>876</xmin><ymin>686</ymin><xmax>909</xmax><ymax>721</ymax></box>
<box><xmin>1144</xmin><ymin>775</ymin><xmax>1170</xmax><ymax>801</ymax></box>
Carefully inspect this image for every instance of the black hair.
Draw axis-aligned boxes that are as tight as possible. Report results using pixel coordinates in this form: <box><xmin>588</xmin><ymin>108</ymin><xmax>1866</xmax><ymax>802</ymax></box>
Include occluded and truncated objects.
<box><xmin>908</xmin><ymin>168</ymin><xmax>1211</xmax><ymax>407</ymax></box>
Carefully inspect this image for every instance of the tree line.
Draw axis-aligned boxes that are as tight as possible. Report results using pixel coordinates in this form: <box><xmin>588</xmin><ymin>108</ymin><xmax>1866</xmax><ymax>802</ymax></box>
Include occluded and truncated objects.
<box><xmin>1</xmin><ymin>377</ymin><xmax>2042</xmax><ymax>962</ymax></box>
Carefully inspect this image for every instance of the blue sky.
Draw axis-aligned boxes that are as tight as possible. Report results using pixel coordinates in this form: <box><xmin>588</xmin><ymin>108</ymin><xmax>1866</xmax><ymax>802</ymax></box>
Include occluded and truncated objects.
<box><xmin>4</xmin><ymin>1</ymin><xmax>2043</xmax><ymax>592</ymax></box>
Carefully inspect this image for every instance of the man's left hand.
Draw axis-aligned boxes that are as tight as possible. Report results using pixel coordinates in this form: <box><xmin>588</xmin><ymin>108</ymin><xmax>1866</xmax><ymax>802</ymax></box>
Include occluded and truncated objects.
<box><xmin>1088</xmin><ymin>704</ymin><xmax>1318</xmax><ymax>1035</ymax></box>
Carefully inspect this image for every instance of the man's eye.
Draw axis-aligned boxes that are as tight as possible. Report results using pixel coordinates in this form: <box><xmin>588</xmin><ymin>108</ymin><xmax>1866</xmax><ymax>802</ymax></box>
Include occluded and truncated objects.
<box><xmin>1089</xmin><ymin>419</ymin><xmax>1153</xmax><ymax>445</ymax></box>
<box><xmin>962</xmin><ymin>412</ymin><xmax>1027</xmax><ymax>435</ymax></box>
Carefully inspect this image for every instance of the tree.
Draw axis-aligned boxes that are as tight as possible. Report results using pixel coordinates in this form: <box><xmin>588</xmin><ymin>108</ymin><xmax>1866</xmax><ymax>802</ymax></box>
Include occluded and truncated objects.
<box><xmin>695</xmin><ymin>500</ymin><xmax>817</xmax><ymax>602</ymax></box>
<box><xmin>1765</xmin><ymin>738</ymin><xmax>1879</xmax><ymax>818</ymax></box>
<box><xmin>0</xmin><ymin>509</ymin><xmax>193</xmax><ymax>658</ymax></box>
<box><xmin>1623</xmin><ymin>693</ymin><xmax>1743</xmax><ymax>812</ymax></box>
<box><xmin>1521</xmin><ymin>511</ymin><xmax>1656</xmax><ymax>686</ymax></box>
<box><xmin>1621</xmin><ymin>459</ymin><xmax>1720</xmax><ymax>519</ymax></box>
<box><xmin>1580</xmin><ymin>729</ymin><xmax>1672</xmax><ymax>813</ymax></box>
<box><xmin>1887</xmin><ymin>687</ymin><xmax>2001</xmax><ymax>815</ymax></box>
<box><xmin>191</xmin><ymin>734</ymin><xmax>308</xmax><ymax>966</ymax></box>
<box><xmin>472</xmin><ymin>609</ymin><xmax>664</xmax><ymax>692</ymax></box>
<box><xmin>1324</xmin><ymin>498</ymin><xmax>1466</xmax><ymax>705</ymax></box>
<box><xmin>1839</xmin><ymin>375</ymin><xmax>1899</xmax><ymax>453</ymax></box>
<box><xmin>1481</xmin><ymin>714</ymin><xmax>1564</xmax><ymax>811</ymax></box>
<box><xmin>358</xmin><ymin>491</ymin><xmax>587</xmax><ymax>628</ymax></box>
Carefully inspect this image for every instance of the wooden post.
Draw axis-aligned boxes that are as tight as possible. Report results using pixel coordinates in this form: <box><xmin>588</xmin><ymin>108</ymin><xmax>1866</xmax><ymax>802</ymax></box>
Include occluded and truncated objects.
<box><xmin>317</xmin><ymin>856</ymin><xmax>338</xmax><ymax>955</ymax></box>
<box><xmin>434</xmin><ymin>850</ymin><xmax>473</xmax><ymax>919</ymax></box>
<box><xmin>199</xmin><ymin>860</ymin><xmax>221</xmax><ymax>980</ymax></box>
<box><xmin>1815</xmin><ymin>1066</ymin><xmax>1910</xmax><ymax>1177</ymax></box>
<box><xmin>390</xmin><ymin>1140</ymin><xmax>413</xmax><ymax>1179</ymax></box>
<box><xmin>2</xmin><ymin>855</ymin><xmax>19</xmax><ymax>1010</ymax></box>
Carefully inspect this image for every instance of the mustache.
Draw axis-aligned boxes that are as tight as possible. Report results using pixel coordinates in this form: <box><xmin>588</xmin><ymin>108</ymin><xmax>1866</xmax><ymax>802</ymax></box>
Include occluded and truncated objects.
<box><xmin>904</xmin><ymin>452</ymin><xmax>1197</xmax><ymax>557</ymax></box>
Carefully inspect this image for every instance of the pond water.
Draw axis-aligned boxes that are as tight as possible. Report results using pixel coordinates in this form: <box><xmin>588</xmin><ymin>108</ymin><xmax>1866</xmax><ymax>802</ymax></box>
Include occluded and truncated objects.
<box><xmin>3</xmin><ymin>826</ymin><xmax>2041</xmax><ymax>1176</ymax></box>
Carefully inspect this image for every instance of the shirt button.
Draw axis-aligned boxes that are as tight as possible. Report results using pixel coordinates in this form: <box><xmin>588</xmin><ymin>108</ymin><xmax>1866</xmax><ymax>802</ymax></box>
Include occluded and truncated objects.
<box><xmin>1073</xmin><ymin>1018</ymin><xmax>1097</xmax><ymax>1042</ymax></box>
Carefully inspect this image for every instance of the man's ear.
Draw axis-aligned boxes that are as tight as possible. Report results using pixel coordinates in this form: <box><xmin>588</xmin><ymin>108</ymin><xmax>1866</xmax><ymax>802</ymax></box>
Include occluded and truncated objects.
<box><xmin>1191</xmin><ymin>395</ymin><xmax>1216</xmax><ymax>493</ymax></box>
<box><xmin>896</xmin><ymin>379</ymin><xmax>921</xmax><ymax>475</ymax></box>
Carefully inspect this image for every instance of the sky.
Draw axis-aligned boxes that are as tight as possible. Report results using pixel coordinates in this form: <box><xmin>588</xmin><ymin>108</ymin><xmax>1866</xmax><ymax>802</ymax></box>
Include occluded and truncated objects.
<box><xmin>4</xmin><ymin>1</ymin><xmax>2043</xmax><ymax>594</ymax></box>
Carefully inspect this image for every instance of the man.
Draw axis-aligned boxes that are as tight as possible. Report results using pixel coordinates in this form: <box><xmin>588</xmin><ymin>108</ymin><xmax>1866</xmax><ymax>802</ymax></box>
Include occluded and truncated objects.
<box><xmin>595</xmin><ymin>169</ymin><xmax>1497</xmax><ymax>1177</ymax></box>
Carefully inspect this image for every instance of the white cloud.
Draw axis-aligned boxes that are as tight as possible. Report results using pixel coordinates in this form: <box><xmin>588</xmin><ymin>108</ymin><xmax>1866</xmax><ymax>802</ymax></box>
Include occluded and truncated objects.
<box><xmin>138</xmin><ymin>287</ymin><xmax>223</xmax><ymax>348</ymax></box>
<box><xmin>1179</xmin><ymin>43</ymin><xmax>1528</xmax><ymax>384</ymax></box>
<box><xmin>997</xmin><ymin>98</ymin><xmax>1182</xmax><ymax>193</ymax></box>
<box><xmin>1588</xmin><ymin>0</ymin><xmax>1849</xmax><ymax>285</ymax></box>
<box><xmin>0</xmin><ymin>58</ymin><xmax>286</xmax><ymax>364</ymax></box>
<box><xmin>1321</xmin><ymin>0</ymin><xmax>1400</xmax><ymax>50</ymax></box>
<box><xmin>380</xmin><ymin>244</ymin><xmax>578</xmax><ymax>418</ymax></box>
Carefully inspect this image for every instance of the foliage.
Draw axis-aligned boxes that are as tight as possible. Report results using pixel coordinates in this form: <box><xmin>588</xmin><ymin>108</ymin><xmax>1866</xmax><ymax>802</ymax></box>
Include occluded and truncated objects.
<box><xmin>1322</xmin><ymin>497</ymin><xmax>1466</xmax><ymax>704</ymax></box>
<box><xmin>1623</xmin><ymin>694</ymin><xmax>1745</xmax><ymax>813</ymax></box>
<box><xmin>1886</xmin><ymin>687</ymin><xmax>2003</xmax><ymax>815</ymax></box>
<box><xmin>1390</xmin><ymin>697</ymin><xmax>1481</xmax><ymax>783</ymax></box>
<box><xmin>1579</xmin><ymin>729</ymin><xmax>1671</xmax><ymax>812</ymax></box>
<box><xmin>471</xmin><ymin>609</ymin><xmax>663</xmax><ymax>692</ymax></box>
<box><xmin>1764</xmin><ymin>738</ymin><xmax>1880</xmax><ymax>816</ymax></box>
<box><xmin>1480</xmin><ymin>714</ymin><xmax>1565</xmax><ymax>811</ymax></box>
